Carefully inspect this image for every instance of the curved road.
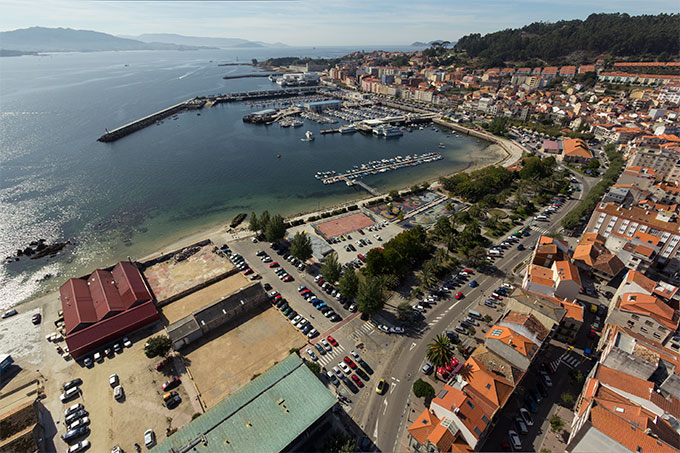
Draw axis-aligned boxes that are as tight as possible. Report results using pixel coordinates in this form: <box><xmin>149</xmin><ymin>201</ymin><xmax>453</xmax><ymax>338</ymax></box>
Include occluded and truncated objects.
<box><xmin>354</xmin><ymin>170</ymin><xmax>598</xmax><ymax>452</ymax></box>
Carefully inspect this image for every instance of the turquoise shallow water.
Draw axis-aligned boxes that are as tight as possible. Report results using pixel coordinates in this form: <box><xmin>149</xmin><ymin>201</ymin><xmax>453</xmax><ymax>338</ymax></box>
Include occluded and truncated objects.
<box><xmin>0</xmin><ymin>47</ymin><xmax>494</xmax><ymax>308</ymax></box>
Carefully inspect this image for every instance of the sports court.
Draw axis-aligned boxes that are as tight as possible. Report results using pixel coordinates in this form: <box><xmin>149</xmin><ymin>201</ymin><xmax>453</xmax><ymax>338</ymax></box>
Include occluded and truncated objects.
<box><xmin>367</xmin><ymin>192</ymin><xmax>443</xmax><ymax>220</ymax></box>
<box><xmin>315</xmin><ymin>212</ymin><xmax>375</xmax><ymax>239</ymax></box>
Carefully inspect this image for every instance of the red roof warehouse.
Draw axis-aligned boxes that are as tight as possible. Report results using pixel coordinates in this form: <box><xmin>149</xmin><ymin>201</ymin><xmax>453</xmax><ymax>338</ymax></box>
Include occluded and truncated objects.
<box><xmin>60</xmin><ymin>261</ymin><xmax>159</xmax><ymax>359</ymax></box>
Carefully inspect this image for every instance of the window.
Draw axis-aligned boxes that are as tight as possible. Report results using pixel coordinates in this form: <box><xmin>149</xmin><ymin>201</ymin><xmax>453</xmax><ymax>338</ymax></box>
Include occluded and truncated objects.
<box><xmin>482</xmin><ymin>415</ymin><xmax>490</xmax><ymax>424</ymax></box>
<box><xmin>466</xmin><ymin>400</ymin><xmax>475</xmax><ymax>409</ymax></box>
<box><xmin>632</xmin><ymin>314</ymin><xmax>640</xmax><ymax>320</ymax></box>
<box><xmin>653</xmin><ymin>333</ymin><xmax>661</xmax><ymax>339</ymax></box>
<box><xmin>473</xmin><ymin>426</ymin><xmax>482</xmax><ymax>436</ymax></box>
<box><xmin>645</xmin><ymin>320</ymin><xmax>654</xmax><ymax>327</ymax></box>
<box><xmin>640</xmin><ymin>327</ymin><xmax>648</xmax><ymax>333</ymax></box>
<box><xmin>490</xmin><ymin>328</ymin><xmax>503</xmax><ymax>336</ymax></box>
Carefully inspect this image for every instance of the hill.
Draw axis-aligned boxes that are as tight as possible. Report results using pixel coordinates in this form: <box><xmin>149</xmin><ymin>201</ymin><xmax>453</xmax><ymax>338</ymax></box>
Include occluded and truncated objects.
<box><xmin>127</xmin><ymin>33</ymin><xmax>286</xmax><ymax>48</ymax></box>
<box><xmin>0</xmin><ymin>27</ymin><xmax>211</xmax><ymax>52</ymax></box>
<box><xmin>454</xmin><ymin>13</ymin><xmax>680</xmax><ymax>66</ymax></box>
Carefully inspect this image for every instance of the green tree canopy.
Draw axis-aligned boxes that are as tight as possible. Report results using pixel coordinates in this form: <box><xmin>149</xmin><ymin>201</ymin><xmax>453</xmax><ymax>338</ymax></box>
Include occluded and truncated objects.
<box><xmin>356</xmin><ymin>275</ymin><xmax>386</xmax><ymax>317</ymax></box>
<box><xmin>413</xmin><ymin>378</ymin><xmax>435</xmax><ymax>399</ymax></box>
<box><xmin>144</xmin><ymin>335</ymin><xmax>172</xmax><ymax>358</ymax></box>
<box><xmin>426</xmin><ymin>334</ymin><xmax>455</xmax><ymax>369</ymax></box>
<box><xmin>321</xmin><ymin>252</ymin><xmax>342</xmax><ymax>284</ymax></box>
<box><xmin>290</xmin><ymin>232</ymin><xmax>313</xmax><ymax>262</ymax></box>
<box><xmin>264</xmin><ymin>214</ymin><xmax>287</xmax><ymax>241</ymax></box>
<box><xmin>338</xmin><ymin>266</ymin><xmax>359</xmax><ymax>300</ymax></box>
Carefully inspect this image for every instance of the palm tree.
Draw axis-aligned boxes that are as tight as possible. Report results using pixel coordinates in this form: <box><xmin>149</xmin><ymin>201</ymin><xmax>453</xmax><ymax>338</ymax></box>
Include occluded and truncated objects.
<box><xmin>426</xmin><ymin>334</ymin><xmax>455</xmax><ymax>369</ymax></box>
<box><xmin>433</xmin><ymin>248</ymin><xmax>449</xmax><ymax>266</ymax></box>
<box><xmin>465</xmin><ymin>245</ymin><xmax>488</xmax><ymax>267</ymax></box>
<box><xmin>416</xmin><ymin>267</ymin><xmax>437</xmax><ymax>289</ymax></box>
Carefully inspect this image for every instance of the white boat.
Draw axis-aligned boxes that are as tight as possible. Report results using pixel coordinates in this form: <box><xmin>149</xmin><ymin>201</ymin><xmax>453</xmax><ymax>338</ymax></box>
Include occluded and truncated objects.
<box><xmin>301</xmin><ymin>130</ymin><xmax>315</xmax><ymax>142</ymax></box>
<box><xmin>339</xmin><ymin>125</ymin><xmax>356</xmax><ymax>134</ymax></box>
<box><xmin>292</xmin><ymin>120</ymin><xmax>303</xmax><ymax>127</ymax></box>
<box><xmin>382</xmin><ymin>127</ymin><xmax>403</xmax><ymax>137</ymax></box>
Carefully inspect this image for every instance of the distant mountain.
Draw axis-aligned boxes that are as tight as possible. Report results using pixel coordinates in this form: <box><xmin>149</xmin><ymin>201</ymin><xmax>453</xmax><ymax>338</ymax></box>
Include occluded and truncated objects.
<box><xmin>410</xmin><ymin>42</ymin><xmax>428</xmax><ymax>47</ymax></box>
<box><xmin>0</xmin><ymin>27</ymin><xmax>212</xmax><ymax>52</ymax></box>
<box><xmin>126</xmin><ymin>33</ymin><xmax>288</xmax><ymax>48</ymax></box>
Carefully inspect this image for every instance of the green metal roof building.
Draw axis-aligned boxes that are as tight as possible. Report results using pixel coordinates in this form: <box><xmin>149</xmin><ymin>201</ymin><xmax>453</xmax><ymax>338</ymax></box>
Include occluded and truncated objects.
<box><xmin>154</xmin><ymin>354</ymin><xmax>336</xmax><ymax>452</ymax></box>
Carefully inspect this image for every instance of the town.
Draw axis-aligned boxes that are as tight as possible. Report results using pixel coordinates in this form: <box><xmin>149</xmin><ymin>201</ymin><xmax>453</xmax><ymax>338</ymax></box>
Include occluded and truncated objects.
<box><xmin>2</xmin><ymin>21</ymin><xmax>680</xmax><ymax>453</ymax></box>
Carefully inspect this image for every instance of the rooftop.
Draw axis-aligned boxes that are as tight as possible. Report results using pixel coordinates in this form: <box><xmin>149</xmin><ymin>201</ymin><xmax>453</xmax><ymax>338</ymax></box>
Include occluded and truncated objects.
<box><xmin>154</xmin><ymin>354</ymin><xmax>336</xmax><ymax>453</ymax></box>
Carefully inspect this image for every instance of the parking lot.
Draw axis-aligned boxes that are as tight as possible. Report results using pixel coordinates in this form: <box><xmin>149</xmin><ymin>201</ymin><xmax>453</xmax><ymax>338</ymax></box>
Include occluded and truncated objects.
<box><xmin>44</xmin><ymin>328</ymin><xmax>195</xmax><ymax>453</ymax></box>
<box><xmin>183</xmin><ymin>306</ymin><xmax>305</xmax><ymax>409</ymax></box>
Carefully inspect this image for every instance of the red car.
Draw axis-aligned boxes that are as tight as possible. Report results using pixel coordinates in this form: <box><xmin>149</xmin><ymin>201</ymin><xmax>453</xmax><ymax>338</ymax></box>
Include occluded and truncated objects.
<box><xmin>300</xmin><ymin>289</ymin><xmax>311</xmax><ymax>295</ymax></box>
<box><xmin>327</xmin><ymin>336</ymin><xmax>338</xmax><ymax>347</ymax></box>
<box><xmin>455</xmin><ymin>292</ymin><xmax>464</xmax><ymax>299</ymax></box>
<box><xmin>317</xmin><ymin>279</ymin><xmax>324</xmax><ymax>286</ymax></box>
<box><xmin>351</xmin><ymin>375</ymin><xmax>364</xmax><ymax>387</ymax></box>
<box><xmin>269</xmin><ymin>262</ymin><xmax>279</xmax><ymax>268</ymax></box>
<box><xmin>162</xmin><ymin>376</ymin><xmax>181</xmax><ymax>390</ymax></box>
<box><xmin>464</xmin><ymin>269</ymin><xmax>474</xmax><ymax>274</ymax></box>
<box><xmin>243</xmin><ymin>268</ymin><xmax>253</xmax><ymax>275</ymax></box>
<box><xmin>283</xmin><ymin>275</ymin><xmax>293</xmax><ymax>282</ymax></box>
<box><xmin>344</xmin><ymin>357</ymin><xmax>356</xmax><ymax>369</ymax></box>
<box><xmin>357</xmin><ymin>254</ymin><xmax>366</xmax><ymax>262</ymax></box>
<box><xmin>274</xmin><ymin>294</ymin><xmax>282</xmax><ymax>302</ymax></box>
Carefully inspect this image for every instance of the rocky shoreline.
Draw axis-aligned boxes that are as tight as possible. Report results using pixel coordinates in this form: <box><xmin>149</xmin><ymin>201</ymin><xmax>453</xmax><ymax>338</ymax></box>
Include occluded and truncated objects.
<box><xmin>6</xmin><ymin>238</ymin><xmax>71</xmax><ymax>262</ymax></box>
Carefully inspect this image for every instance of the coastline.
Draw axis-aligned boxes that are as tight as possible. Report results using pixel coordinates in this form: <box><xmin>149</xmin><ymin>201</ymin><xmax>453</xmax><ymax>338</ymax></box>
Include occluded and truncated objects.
<box><xmin>17</xmin><ymin>119</ymin><xmax>523</xmax><ymax>309</ymax></box>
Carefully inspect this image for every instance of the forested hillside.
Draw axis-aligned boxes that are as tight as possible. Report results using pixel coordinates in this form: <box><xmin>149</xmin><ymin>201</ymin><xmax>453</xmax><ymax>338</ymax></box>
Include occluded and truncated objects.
<box><xmin>454</xmin><ymin>13</ymin><xmax>679</xmax><ymax>66</ymax></box>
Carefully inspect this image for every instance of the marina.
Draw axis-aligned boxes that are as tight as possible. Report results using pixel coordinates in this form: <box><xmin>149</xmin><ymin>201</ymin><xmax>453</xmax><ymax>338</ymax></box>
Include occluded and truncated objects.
<box><xmin>316</xmin><ymin>152</ymin><xmax>444</xmax><ymax>186</ymax></box>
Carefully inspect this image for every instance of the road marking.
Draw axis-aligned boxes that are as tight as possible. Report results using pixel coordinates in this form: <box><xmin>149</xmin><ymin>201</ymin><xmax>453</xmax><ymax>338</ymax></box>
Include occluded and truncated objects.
<box><xmin>409</xmin><ymin>342</ymin><xmax>417</xmax><ymax>351</ymax></box>
<box><xmin>383</xmin><ymin>399</ymin><xmax>388</xmax><ymax>415</ymax></box>
<box><xmin>373</xmin><ymin>418</ymin><xmax>379</xmax><ymax>440</ymax></box>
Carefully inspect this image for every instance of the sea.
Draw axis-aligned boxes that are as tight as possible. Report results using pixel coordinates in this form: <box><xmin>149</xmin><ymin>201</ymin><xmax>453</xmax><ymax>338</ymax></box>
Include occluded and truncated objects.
<box><xmin>0</xmin><ymin>46</ymin><xmax>497</xmax><ymax>309</ymax></box>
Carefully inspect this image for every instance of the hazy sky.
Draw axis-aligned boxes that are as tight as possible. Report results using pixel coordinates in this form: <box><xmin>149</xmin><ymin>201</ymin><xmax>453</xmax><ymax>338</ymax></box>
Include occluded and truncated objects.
<box><xmin>1</xmin><ymin>0</ymin><xmax>677</xmax><ymax>46</ymax></box>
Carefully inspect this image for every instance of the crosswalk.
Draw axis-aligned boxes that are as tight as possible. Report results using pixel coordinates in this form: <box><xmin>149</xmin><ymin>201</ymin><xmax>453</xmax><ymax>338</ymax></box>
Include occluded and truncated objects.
<box><xmin>318</xmin><ymin>344</ymin><xmax>347</xmax><ymax>367</ymax></box>
<box><xmin>350</xmin><ymin>322</ymin><xmax>375</xmax><ymax>341</ymax></box>
<box><xmin>529</xmin><ymin>224</ymin><xmax>552</xmax><ymax>235</ymax></box>
<box><xmin>549</xmin><ymin>350</ymin><xmax>582</xmax><ymax>371</ymax></box>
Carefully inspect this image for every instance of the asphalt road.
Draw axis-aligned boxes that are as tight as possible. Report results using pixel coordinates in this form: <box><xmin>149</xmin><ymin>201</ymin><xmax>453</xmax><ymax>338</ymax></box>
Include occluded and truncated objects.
<box><xmin>357</xmin><ymin>170</ymin><xmax>598</xmax><ymax>452</ymax></box>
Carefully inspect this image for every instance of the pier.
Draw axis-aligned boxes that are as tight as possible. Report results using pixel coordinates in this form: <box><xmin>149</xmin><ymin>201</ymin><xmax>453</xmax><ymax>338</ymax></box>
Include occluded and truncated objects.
<box><xmin>350</xmin><ymin>180</ymin><xmax>380</xmax><ymax>196</ymax></box>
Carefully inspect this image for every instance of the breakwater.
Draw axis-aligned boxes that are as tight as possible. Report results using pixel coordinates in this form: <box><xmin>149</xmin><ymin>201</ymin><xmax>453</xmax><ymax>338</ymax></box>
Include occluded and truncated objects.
<box><xmin>222</xmin><ymin>73</ymin><xmax>279</xmax><ymax>80</ymax></box>
<box><xmin>97</xmin><ymin>87</ymin><xmax>322</xmax><ymax>143</ymax></box>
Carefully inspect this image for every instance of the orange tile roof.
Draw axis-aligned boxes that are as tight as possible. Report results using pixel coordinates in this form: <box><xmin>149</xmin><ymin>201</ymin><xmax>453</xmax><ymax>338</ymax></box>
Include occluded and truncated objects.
<box><xmin>553</xmin><ymin>260</ymin><xmax>582</xmax><ymax>286</ymax></box>
<box><xmin>573</xmin><ymin>244</ymin><xmax>596</xmax><ymax>266</ymax></box>
<box><xmin>619</xmin><ymin>293</ymin><xmax>677</xmax><ymax>330</ymax></box>
<box><xmin>589</xmin><ymin>405</ymin><xmax>677</xmax><ymax>453</ymax></box>
<box><xmin>485</xmin><ymin>325</ymin><xmax>538</xmax><ymax>359</ymax></box>
<box><xmin>560</xmin><ymin>300</ymin><xmax>584</xmax><ymax>322</ymax></box>
<box><xmin>408</xmin><ymin>409</ymin><xmax>441</xmax><ymax>445</ymax></box>
<box><xmin>527</xmin><ymin>264</ymin><xmax>554</xmax><ymax>287</ymax></box>
<box><xmin>429</xmin><ymin>420</ymin><xmax>457</xmax><ymax>451</ymax></box>
<box><xmin>596</xmin><ymin>365</ymin><xmax>654</xmax><ymax>400</ymax></box>
<box><xmin>562</xmin><ymin>138</ymin><xmax>593</xmax><ymax>159</ymax></box>
<box><xmin>625</xmin><ymin>270</ymin><xmax>657</xmax><ymax>293</ymax></box>
<box><xmin>592</xmin><ymin>253</ymin><xmax>625</xmax><ymax>277</ymax></box>
<box><xmin>581</xmin><ymin>232</ymin><xmax>606</xmax><ymax>245</ymax></box>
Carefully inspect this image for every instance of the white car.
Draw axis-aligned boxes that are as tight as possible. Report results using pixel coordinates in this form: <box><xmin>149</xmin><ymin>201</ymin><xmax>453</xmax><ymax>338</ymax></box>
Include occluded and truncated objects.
<box><xmin>109</xmin><ymin>374</ymin><xmax>119</xmax><ymax>388</ymax></box>
<box><xmin>508</xmin><ymin>430</ymin><xmax>522</xmax><ymax>451</ymax></box>
<box><xmin>60</xmin><ymin>387</ymin><xmax>80</xmax><ymax>403</ymax></box>
<box><xmin>67</xmin><ymin>416</ymin><xmax>90</xmax><ymax>431</ymax></box>
<box><xmin>68</xmin><ymin>440</ymin><xmax>90</xmax><ymax>453</ymax></box>
<box><xmin>338</xmin><ymin>362</ymin><xmax>351</xmax><ymax>374</ymax></box>
<box><xmin>144</xmin><ymin>429</ymin><xmax>156</xmax><ymax>448</ymax></box>
<box><xmin>306</xmin><ymin>348</ymin><xmax>318</xmax><ymax>361</ymax></box>
<box><xmin>113</xmin><ymin>385</ymin><xmax>124</xmax><ymax>400</ymax></box>
<box><xmin>541</xmin><ymin>371</ymin><xmax>553</xmax><ymax>387</ymax></box>
<box><xmin>296</xmin><ymin>318</ymin><xmax>308</xmax><ymax>329</ymax></box>
<box><xmin>333</xmin><ymin>366</ymin><xmax>343</xmax><ymax>379</ymax></box>
<box><xmin>320</xmin><ymin>339</ymin><xmax>332</xmax><ymax>351</ymax></box>
<box><xmin>64</xmin><ymin>403</ymin><xmax>84</xmax><ymax>417</ymax></box>
<box><xmin>519</xmin><ymin>407</ymin><xmax>533</xmax><ymax>426</ymax></box>
<box><xmin>122</xmin><ymin>337</ymin><xmax>132</xmax><ymax>348</ymax></box>
<box><xmin>291</xmin><ymin>315</ymin><xmax>302</xmax><ymax>325</ymax></box>
<box><xmin>350</xmin><ymin>350</ymin><xmax>360</xmax><ymax>360</ymax></box>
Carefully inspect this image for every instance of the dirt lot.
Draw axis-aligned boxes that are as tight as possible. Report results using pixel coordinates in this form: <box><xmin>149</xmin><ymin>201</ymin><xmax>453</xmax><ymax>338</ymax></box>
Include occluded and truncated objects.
<box><xmin>185</xmin><ymin>307</ymin><xmax>305</xmax><ymax>408</ymax></box>
<box><xmin>143</xmin><ymin>245</ymin><xmax>234</xmax><ymax>302</ymax></box>
<box><xmin>43</xmin><ymin>328</ymin><xmax>196</xmax><ymax>453</ymax></box>
<box><xmin>160</xmin><ymin>273</ymin><xmax>250</xmax><ymax>324</ymax></box>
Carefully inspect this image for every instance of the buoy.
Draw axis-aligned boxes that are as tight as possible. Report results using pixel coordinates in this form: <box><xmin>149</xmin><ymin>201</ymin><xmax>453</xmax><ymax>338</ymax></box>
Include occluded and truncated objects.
<box><xmin>276</xmin><ymin>153</ymin><xmax>281</xmax><ymax>158</ymax></box>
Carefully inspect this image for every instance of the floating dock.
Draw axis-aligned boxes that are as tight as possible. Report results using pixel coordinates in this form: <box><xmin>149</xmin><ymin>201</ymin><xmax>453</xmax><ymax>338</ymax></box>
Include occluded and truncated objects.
<box><xmin>316</xmin><ymin>153</ymin><xmax>443</xmax><ymax>186</ymax></box>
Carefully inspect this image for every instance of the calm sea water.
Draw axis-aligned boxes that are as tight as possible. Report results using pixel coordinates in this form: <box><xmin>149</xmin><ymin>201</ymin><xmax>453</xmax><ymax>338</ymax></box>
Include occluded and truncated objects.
<box><xmin>0</xmin><ymin>47</ymin><xmax>494</xmax><ymax>308</ymax></box>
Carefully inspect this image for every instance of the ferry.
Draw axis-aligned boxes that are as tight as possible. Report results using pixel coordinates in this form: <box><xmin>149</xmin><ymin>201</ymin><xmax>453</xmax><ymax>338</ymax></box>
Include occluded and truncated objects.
<box><xmin>383</xmin><ymin>127</ymin><xmax>403</xmax><ymax>137</ymax></box>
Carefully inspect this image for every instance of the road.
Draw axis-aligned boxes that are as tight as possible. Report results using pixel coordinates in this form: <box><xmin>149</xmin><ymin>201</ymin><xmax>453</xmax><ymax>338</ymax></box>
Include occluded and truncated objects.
<box><xmin>357</xmin><ymin>170</ymin><xmax>598</xmax><ymax>452</ymax></box>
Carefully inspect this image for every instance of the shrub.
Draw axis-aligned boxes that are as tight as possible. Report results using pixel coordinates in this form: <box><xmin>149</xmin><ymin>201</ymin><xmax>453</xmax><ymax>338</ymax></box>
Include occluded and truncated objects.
<box><xmin>413</xmin><ymin>378</ymin><xmax>435</xmax><ymax>399</ymax></box>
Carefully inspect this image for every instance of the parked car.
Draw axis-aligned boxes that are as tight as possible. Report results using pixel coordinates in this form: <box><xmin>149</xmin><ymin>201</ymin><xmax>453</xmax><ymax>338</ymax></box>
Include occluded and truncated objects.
<box><xmin>60</xmin><ymin>387</ymin><xmax>80</xmax><ymax>403</ymax></box>
<box><xmin>31</xmin><ymin>313</ymin><xmax>42</xmax><ymax>324</ymax></box>
<box><xmin>508</xmin><ymin>430</ymin><xmax>522</xmax><ymax>451</ymax></box>
<box><xmin>62</xmin><ymin>378</ymin><xmax>83</xmax><ymax>392</ymax></box>
<box><xmin>67</xmin><ymin>416</ymin><xmax>90</xmax><ymax>431</ymax></box>
<box><xmin>1</xmin><ymin>309</ymin><xmax>18</xmax><ymax>319</ymax></box>
<box><xmin>161</xmin><ymin>376</ymin><xmax>181</xmax><ymax>391</ymax></box>
<box><xmin>67</xmin><ymin>440</ymin><xmax>90</xmax><ymax>453</ymax></box>
<box><xmin>519</xmin><ymin>407</ymin><xmax>534</xmax><ymax>426</ymax></box>
<box><xmin>61</xmin><ymin>427</ymin><xmax>89</xmax><ymax>443</ymax></box>
<box><xmin>65</xmin><ymin>409</ymin><xmax>88</xmax><ymax>425</ymax></box>
<box><xmin>422</xmin><ymin>362</ymin><xmax>434</xmax><ymax>374</ymax></box>
<box><xmin>113</xmin><ymin>385</ymin><xmax>124</xmax><ymax>401</ymax></box>
<box><xmin>64</xmin><ymin>403</ymin><xmax>84</xmax><ymax>417</ymax></box>
<box><xmin>144</xmin><ymin>429</ymin><xmax>156</xmax><ymax>448</ymax></box>
<box><xmin>165</xmin><ymin>394</ymin><xmax>181</xmax><ymax>409</ymax></box>
<box><xmin>109</xmin><ymin>374</ymin><xmax>119</xmax><ymax>387</ymax></box>
<box><xmin>515</xmin><ymin>417</ymin><xmax>528</xmax><ymax>435</ymax></box>
<box><xmin>306</xmin><ymin>348</ymin><xmax>318</xmax><ymax>361</ymax></box>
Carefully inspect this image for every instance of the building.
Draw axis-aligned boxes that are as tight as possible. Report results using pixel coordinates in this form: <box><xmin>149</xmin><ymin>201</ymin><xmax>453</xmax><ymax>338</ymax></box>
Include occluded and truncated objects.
<box><xmin>542</xmin><ymin>139</ymin><xmax>562</xmax><ymax>155</ymax></box>
<box><xmin>0</xmin><ymin>374</ymin><xmax>46</xmax><ymax>453</ymax></box>
<box><xmin>59</xmin><ymin>261</ymin><xmax>159</xmax><ymax>359</ymax></box>
<box><xmin>303</xmin><ymin>99</ymin><xmax>342</xmax><ymax>112</ymax></box>
<box><xmin>562</xmin><ymin>138</ymin><xmax>594</xmax><ymax>165</ymax></box>
<box><xmin>155</xmin><ymin>354</ymin><xmax>336</xmax><ymax>452</ymax></box>
<box><xmin>167</xmin><ymin>282</ymin><xmax>269</xmax><ymax>350</ymax></box>
<box><xmin>628</xmin><ymin>147</ymin><xmax>680</xmax><ymax>181</ymax></box>
<box><xmin>522</xmin><ymin>236</ymin><xmax>582</xmax><ymax>301</ymax></box>
<box><xmin>572</xmin><ymin>233</ymin><xmax>626</xmax><ymax>282</ymax></box>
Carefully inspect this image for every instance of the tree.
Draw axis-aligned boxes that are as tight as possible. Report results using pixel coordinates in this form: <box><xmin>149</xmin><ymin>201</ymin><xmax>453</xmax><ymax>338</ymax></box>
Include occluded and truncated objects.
<box><xmin>389</xmin><ymin>189</ymin><xmax>400</xmax><ymax>200</ymax></box>
<box><xmin>569</xmin><ymin>369</ymin><xmax>585</xmax><ymax>384</ymax></box>
<box><xmin>356</xmin><ymin>276</ymin><xmax>386</xmax><ymax>316</ymax></box>
<box><xmin>144</xmin><ymin>335</ymin><xmax>172</xmax><ymax>358</ymax></box>
<box><xmin>338</xmin><ymin>267</ymin><xmax>359</xmax><ymax>300</ymax></box>
<box><xmin>290</xmin><ymin>232</ymin><xmax>313</xmax><ymax>262</ymax></box>
<box><xmin>324</xmin><ymin>432</ymin><xmax>356</xmax><ymax>453</ymax></box>
<box><xmin>259</xmin><ymin>211</ymin><xmax>271</xmax><ymax>232</ymax></box>
<box><xmin>560</xmin><ymin>392</ymin><xmax>575</xmax><ymax>407</ymax></box>
<box><xmin>248</xmin><ymin>212</ymin><xmax>260</xmax><ymax>232</ymax></box>
<box><xmin>465</xmin><ymin>246</ymin><xmax>488</xmax><ymax>267</ymax></box>
<box><xmin>413</xmin><ymin>378</ymin><xmax>435</xmax><ymax>399</ymax></box>
<box><xmin>416</xmin><ymin>266</ymin><xmax>437</xmax><ymax>289</ymax></box>
<box><xmin>321</xmin><ymin>252</ymin><xmax>342</xmax><ymax>283</ymax></box>
<box><xmin>264</xmin><ymin>214</ymin><xmax>287</xmax><ymax>241</ymax></box>
<box><xmin>426</xmin><ymin>334</ymin><xmax>455</xmax><ymax>369</ymax></box>
<box><xmin>398</xmin><ymin>301</ymin><xmax>414</xmax><ymax>322</ymax></box>
<box><xmin>305</xmin><ymin>361</ymin><xmax>321</xmax><ymax>375</ymax></box>
<box><xmin>549</xmin><ymin>414</ymin><xmax>564</xmax><ymax>432</ymax></box>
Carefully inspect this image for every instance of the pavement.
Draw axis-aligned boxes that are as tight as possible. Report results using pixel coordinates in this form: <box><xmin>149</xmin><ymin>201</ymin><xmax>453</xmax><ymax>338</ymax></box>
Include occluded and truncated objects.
<box><xmin>352</xmin><ymin>169</ymin><xmax>598</xmax><ymax>452</ymax></box>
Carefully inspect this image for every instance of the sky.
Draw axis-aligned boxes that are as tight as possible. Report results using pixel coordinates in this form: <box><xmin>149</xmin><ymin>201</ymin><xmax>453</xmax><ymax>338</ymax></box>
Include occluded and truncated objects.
<box><xmin>1</xmin><ymin>0</ymin><xmax>677</xmax><ymax>46</ymax></box>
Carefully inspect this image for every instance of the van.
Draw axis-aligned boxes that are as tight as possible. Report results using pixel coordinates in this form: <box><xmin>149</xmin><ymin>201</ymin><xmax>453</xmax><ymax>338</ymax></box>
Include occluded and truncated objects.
<box><xmin>488</xmin><ymin>249</ymin><xmax>502</xmax><ymax>256</ymax></box>
<box><xmin>535</xmin><ymin>215</ymin><xmax>547</xmax><ymax>221</ymax></box>
<box><xmin>468</xmin><ymin>310</ymin><xmax>482</xmax><ymax>320</ymax></box>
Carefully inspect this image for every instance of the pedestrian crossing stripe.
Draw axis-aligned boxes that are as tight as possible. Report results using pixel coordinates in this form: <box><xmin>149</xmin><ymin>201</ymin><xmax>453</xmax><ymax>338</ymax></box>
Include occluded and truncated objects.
<box><xmin>318</xmin><ymin>345</ymin><xmax>345</xmax><ymax>366</ymax></box>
